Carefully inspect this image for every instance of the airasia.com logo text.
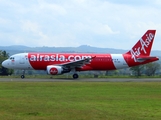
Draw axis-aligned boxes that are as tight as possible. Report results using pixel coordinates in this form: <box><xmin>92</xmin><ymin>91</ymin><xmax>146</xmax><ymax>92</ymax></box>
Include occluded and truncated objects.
<box><xmin>29</xmin><ymin>54</ymin><xmax>92</xmax><ymax>62</ymax></box>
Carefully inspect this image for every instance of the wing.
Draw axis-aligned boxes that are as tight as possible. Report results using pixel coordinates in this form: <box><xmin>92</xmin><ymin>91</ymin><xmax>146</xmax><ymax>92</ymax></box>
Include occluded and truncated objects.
<box><xmin>58</xmin><ymin>56</ymin><xmax>95</xmax><ymax>69</ymax></box>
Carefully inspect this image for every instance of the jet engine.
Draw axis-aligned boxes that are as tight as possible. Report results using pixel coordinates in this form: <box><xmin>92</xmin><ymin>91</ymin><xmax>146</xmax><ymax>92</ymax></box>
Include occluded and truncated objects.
<box><xmin>47</xmin><ymin>65</ymin><xmax>71</xmax><ymax>75</ymax></box>
<box><xmin>47</xmin><ymin>65</ymin><xmax>63</xmax><ymax>75</ymax></box>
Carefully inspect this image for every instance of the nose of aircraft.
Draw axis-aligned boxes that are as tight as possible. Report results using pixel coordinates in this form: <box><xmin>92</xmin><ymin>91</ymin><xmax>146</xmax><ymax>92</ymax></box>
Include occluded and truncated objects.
<box><xmin>2</xmin><ymin>60</ymin><xmax>8</xmax><ymax>68</ymax></box>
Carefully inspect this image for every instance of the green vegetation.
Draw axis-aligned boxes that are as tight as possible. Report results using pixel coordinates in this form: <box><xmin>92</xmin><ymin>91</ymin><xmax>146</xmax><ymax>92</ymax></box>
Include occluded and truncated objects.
<box><xmin>1</xmin><ymin>74</ymin><xmax>161</xmax><ymax>79</ymax></box>
<box><xmin>0</xmin><ymin>82</ymin><xmax>161</xmax><ymax>120</ymax></box>
<box><xmin>0</xmin><ymin>50</ymin><xmax>13</xmax><ymax>75</ymax></box>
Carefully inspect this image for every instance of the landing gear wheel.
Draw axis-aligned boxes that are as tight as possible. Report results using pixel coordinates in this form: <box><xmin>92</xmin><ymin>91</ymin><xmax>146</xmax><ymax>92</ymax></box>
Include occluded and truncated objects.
<box><xmin>21</xmin><ymin>70</ymin><xmax>25</xmax><ymax>79</ymax></box>
<box><xmin>21</xmin><ymin>75</ymin><xmax>25</xmax><ymax>79</ymax></box>
<box><xmin>73</xmin><ymin>73</ymin><xmax>79</xmax><ymax>79</ymax></box>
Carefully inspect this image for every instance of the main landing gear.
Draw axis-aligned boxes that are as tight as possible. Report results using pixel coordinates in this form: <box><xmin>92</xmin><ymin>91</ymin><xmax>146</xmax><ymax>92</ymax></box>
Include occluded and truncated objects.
<box><xmin>20</xmin><ymin>70</ymin><xmax>79</xmax><ymax>79</ymax></box>
<box><xmin>73</xmin><ymin>73</ymin><xmax>79</xmax><ymax>79</ymax></box>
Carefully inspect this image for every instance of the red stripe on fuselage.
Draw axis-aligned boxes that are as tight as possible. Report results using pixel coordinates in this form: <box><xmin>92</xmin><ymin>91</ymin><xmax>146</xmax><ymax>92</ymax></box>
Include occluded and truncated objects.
<box><xmin>28</xmin><ymin>53</ymin><xmax>116</xmax><ymax>71</ymax></box>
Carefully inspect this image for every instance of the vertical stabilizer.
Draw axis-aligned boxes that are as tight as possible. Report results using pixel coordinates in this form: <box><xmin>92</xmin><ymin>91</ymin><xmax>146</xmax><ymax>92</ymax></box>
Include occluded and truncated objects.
<box><xmin>126</xmin><ymin>30</ymin><xmax>156</xmax><ymax>62</ymax></box>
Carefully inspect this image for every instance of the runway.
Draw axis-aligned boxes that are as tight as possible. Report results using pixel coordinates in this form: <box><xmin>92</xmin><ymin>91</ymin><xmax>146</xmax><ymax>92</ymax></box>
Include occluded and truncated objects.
<box><xmin>0</xmin><ymin>78</ymin><xmax>161</xmax><ymax>82</ymax></box>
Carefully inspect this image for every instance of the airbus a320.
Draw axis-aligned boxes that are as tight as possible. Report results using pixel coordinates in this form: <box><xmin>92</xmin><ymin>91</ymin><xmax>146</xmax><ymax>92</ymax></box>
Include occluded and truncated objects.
<box><xmin>2</xmin><ymin>30</ymin><xmax>159</xmax><ymax>79</ymax></box>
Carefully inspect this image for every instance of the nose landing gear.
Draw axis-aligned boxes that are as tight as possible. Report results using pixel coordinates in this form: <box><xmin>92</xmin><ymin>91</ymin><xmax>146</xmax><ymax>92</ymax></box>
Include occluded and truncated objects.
<box><xmin>21</xmin><ymin>70</ymin><xmax>25</xmax><ymax>79</ymax></box>
<box><xmin>21</xmin><ymin>75</ymin><xmax>25</xmax><ymax>79</ymax></box>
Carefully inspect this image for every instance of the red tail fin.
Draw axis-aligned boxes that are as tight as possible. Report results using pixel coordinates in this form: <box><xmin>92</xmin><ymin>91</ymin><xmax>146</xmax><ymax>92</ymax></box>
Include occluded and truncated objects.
<box><xmin>126</xmin><ymin>30</ymin><xmax>156</xmax><ymax>61</ymax></box>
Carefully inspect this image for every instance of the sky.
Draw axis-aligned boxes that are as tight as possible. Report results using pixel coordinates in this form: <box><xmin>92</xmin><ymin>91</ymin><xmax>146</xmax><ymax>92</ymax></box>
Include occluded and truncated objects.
<box><xmin>0</xmin><ymin>0</ymin><xmax>161</xmax><ymax>50</ymax></box>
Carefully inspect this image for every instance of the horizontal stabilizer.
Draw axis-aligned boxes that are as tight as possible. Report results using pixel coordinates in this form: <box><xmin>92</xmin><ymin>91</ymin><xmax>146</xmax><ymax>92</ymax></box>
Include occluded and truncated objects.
<box><xmin>136</xmin><ymin>56</ymin><xmax>159</xmax><ymax>62</ymax></box>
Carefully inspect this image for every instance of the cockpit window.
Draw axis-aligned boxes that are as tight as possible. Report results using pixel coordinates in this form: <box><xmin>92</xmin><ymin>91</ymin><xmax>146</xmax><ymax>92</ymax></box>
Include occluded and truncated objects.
<box><xmin>10</xmin><ymin>57</ymin><xmax>14</xmax><ymax>60</ymax></box>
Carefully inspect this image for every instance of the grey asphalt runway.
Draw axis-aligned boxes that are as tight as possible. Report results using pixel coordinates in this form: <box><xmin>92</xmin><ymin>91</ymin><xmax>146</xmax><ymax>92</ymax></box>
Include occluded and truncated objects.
<box><xmin>0</xmin><ymin>78</ymin><xmax>161</xmax><ymax>82</ymax></box>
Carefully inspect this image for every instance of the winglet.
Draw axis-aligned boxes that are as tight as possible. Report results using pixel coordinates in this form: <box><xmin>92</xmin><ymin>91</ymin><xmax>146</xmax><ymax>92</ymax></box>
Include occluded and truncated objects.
<box><xmin>126</xmin><ymin>30</ymin><xmax>156</xmax><ymax>62</ymax></box>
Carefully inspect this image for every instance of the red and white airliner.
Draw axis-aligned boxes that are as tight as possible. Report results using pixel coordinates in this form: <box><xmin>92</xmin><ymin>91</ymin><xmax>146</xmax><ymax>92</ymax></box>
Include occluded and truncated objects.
<box><xmin>2</xmin><ymin>30</ymin><xmax>159</xmax><ymax>79</ymax></box>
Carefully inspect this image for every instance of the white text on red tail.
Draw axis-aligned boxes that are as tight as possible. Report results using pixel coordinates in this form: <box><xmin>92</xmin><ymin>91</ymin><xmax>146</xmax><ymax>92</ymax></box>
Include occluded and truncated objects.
<box><xmin>130</xmin><ymin>32</ymin><xmax>154</xmax><ymax>62</ymax></box>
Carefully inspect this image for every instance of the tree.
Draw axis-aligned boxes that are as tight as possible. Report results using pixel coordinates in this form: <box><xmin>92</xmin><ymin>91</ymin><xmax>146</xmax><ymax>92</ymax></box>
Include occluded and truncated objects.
<box><xmin>144</xmin><ymin>62</ymin><xmax>160</xmax><ymax>76</ymax></box>
<box><xmin>130</xmin><ymin>65</ymin><xmax>145</xmax><ymax>77</ymax></box>
<box><xmin>0</xmin><ymin>50</ymin><xmax>13</xmax><ymax>75</ymax></box>
<box><xmin>2</xmin><ymin>50</ymin><xmax>9</xmax><ymax>57</ymax></box>
<box><xmin>105</xmin><ymin>71</ymin><xmax>108</xmax><ymax>76</ymax></box>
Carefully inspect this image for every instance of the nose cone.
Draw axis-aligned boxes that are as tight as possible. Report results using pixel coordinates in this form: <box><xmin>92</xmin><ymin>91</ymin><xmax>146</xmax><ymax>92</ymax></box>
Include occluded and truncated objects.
<box><xmin>2</xmin><ymin>60</ymin><xmax>8</xmax><ymax>68</ymax></box>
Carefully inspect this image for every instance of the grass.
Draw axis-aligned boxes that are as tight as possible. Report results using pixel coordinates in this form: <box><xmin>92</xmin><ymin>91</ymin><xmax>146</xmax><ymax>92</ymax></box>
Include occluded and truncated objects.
<box><xmin>1</xmin><ymin>74</ymin><xmax>161</xmax><ymax>79</ymax></box>
<box><xmin>0</xmin><ymin>82</ymin><xmax>161</xmax><ymax>120</ymax></box>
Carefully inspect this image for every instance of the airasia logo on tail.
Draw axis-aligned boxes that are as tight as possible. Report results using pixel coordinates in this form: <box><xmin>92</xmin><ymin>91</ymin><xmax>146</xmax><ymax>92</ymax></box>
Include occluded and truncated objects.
<box><xmin>50</xmin><ymin>68</ymin><xmax>58</xmax><ymax>75</ymax></box>
<box><xmin>130</xmin><ymin>33</ymin><xmax>154</xmax><ymax>62</ymax></box>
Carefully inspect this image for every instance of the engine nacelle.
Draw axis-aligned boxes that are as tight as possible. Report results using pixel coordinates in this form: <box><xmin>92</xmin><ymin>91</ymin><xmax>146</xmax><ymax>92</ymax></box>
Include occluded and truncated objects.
<box><xmin>47</xmin><ymin>65</ymin><xmax>63</xmax><ymax>75</ymax></box>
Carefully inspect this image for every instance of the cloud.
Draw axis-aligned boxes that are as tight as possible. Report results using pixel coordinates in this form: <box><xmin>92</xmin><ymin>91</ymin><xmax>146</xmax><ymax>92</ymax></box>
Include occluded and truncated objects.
<box><xmin>0</xmin><ymin>0</ymin><xmax>161</xmax><ymax>50</ymax></box>
<box><xmin>21</xmin><ymin>20</ymin><xmax>40</xmax><ymax>33</ymax></box>
<box><xmin>36</xmin><ymin>0</ymin><xmax>67</xmax><ymax>16</ymax></box>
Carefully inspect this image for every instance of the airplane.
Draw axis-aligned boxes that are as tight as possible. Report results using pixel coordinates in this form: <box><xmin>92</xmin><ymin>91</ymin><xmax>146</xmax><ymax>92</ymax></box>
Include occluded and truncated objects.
<box><xmin>2</xmin><ymin>30</ymin><xmax>159</xmax><ymax>79</ymax></box>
